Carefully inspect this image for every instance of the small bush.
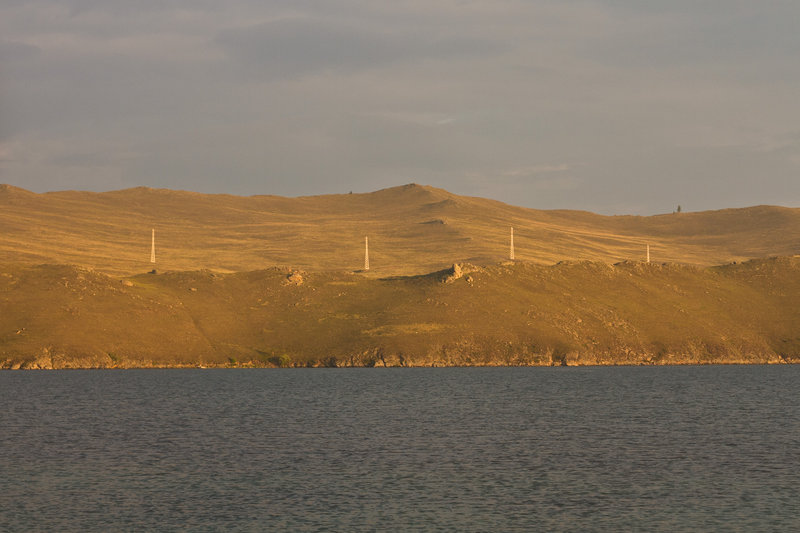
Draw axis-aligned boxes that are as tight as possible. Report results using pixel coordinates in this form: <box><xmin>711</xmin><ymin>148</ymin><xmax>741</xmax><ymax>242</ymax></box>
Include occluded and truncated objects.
<box><xmin>268</xmin><ymin>354</ymin><xmax>292</xmax><ymax>368</ymax></box>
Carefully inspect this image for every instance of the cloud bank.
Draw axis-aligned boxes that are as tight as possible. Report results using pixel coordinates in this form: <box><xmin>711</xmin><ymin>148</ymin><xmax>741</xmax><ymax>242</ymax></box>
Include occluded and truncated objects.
<box><xmin>1</xmin><ymin>0</ymin><xmax>799</xmax><ymax>214</ymax></box>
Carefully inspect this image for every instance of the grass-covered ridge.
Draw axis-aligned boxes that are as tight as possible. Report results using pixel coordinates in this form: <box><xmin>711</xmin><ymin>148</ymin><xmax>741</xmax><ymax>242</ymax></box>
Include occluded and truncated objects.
<box><xmin>2</xmin><ymin>257</ymin><xmax>799</xmax><ymax>368</ymax></box>
<box><xmin>2</xmin><ymin>183</ymin><xmax>800</xmax><ymax>277</ymax></box>
<box><xmin>2</xmin><ymin>183</ymin><xmax>799</xmax><ymax>368</ymax></box>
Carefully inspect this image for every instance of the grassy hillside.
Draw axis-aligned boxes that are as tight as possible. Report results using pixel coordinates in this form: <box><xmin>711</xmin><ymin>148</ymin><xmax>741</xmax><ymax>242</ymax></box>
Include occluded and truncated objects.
<box><xmin>2</xmin><ymin>257</ymin><xmax>799</xmax><ymax>368</ymax></box>
<box><xmin>2</xmin><ymin>183</ymin><xmax>799</xmax><ymax>276</ymax></box>
<box><xmin>3</xmin><ymin>183</ymin><xmax>798</xmax><ymax>368</ymax></box>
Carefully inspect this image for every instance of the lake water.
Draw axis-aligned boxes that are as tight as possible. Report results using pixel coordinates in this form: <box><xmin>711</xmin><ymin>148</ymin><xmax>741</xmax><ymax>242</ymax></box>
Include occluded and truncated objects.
<box><xmin>1</xmin><ymin>366</ymin><xmax>798</xmax><ymax>532</ymax></box>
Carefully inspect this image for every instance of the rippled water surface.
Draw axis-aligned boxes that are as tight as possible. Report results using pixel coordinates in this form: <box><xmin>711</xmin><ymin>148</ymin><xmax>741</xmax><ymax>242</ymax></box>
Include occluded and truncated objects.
<box><xmin>1</xmin><ymin>366</ymin><xmax>799</xmax><ymax>531</ymax></box>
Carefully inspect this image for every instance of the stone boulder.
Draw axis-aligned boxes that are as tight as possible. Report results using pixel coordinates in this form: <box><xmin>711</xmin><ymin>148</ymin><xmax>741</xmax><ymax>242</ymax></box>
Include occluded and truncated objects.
<box><xmin>286</xmin><ymin>271</ymin><xmax>304</xmax><ymax>285</ymax></box>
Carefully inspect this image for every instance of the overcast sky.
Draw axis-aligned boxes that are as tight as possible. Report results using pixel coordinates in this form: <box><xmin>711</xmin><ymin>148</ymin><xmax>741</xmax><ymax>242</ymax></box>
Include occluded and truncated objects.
<box><xmin>2</xmin><ymin>0</ymin><xmax>799</xmax><ymax>214</ymax></box>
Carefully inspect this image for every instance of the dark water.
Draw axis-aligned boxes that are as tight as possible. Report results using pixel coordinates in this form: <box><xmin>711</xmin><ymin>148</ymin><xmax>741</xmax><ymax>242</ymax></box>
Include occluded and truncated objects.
<box><xmin>1</xmin><ymin>366</ymin><xmax>799</xmax><ymax>532</ymax></box>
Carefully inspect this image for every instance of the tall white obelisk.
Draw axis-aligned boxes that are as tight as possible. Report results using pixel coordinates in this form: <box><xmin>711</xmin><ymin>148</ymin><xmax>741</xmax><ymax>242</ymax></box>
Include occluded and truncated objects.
<box><xmin>646</xmin><ymin>244</ymin><xmax>650</xmax><ymax>264</ymax></box>
<box><xmin>150</xmin><ymin>229</ymin><xmax>156</xmax><ymax>263</ymax></box>
<box><xmin>364</xmin><ymin>236</ymin><xmax>369</xmax><ymax>271</ymax></box>
<box><xmin>509</xmin><ymin>226</ymin><xmax>515</xmax><ymax>260</ymax></box>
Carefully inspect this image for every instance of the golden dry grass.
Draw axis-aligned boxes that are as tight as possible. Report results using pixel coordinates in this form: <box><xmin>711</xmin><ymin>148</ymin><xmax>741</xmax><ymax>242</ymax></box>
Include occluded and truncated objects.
<box><xmin>3</xmin><ymin>182</ymin><xmax>800</xmax><ymax>368</ymax></box>
<box><xmin>2</xmin><ymin>258</ymin><xmax>799</xmax><ymax>368</ymax></box>
<box><xmin>2</xmin><ymin>183</ymin><xmax>799</xmax><ymax>276</ymax></box>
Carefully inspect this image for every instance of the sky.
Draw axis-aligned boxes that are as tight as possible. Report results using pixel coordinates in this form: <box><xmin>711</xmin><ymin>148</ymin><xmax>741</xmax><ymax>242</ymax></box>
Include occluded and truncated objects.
<box><xmin>1</xmin><ymin>0</ymin><xmax>800</xmax><ymax>215</ymax></box>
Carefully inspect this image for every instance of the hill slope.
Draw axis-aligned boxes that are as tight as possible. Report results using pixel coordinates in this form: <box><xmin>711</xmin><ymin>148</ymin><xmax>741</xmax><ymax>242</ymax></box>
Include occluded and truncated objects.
<box><xmin>3</xmin><ymin>183</ymin><xmax>799</xmax><ymax>368</ymax></box>
<box><xmin>2</xmin><ymin>258</ymin><xmax>799</xmax><ymax>368</ymax></box>
<box><xmin>2</xmin><ymin>183</ymin><xmax>799</xmax><ymax>276</ymax></box>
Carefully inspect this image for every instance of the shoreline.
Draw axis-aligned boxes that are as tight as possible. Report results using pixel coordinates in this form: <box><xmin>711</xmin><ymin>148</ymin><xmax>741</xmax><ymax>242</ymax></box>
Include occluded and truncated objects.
<box><xmin>3</xmin><ymin>359</ymin><xmax>796</xmax><ymax>370</ymax></box>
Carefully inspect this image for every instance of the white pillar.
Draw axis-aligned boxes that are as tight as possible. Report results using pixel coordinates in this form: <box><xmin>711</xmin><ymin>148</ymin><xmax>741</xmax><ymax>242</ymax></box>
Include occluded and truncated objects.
<box><xmin>646</xmin><ymin>244</ymin><xmax>650</xmax><ymax>264</ymax></box>
<box><xmin>509</xmin><ymin>226</ymin><xmax>515</xmax><ymax>260</ymax></box>
<box><xmin>150</xmin><ymin>229</ymin><xmax>156</xmax><ymax>263</ymax></box>
<box><xmin>364</xmin><ymin>236</ymin><xmax>369</xmax><ymax>271</ymax></box>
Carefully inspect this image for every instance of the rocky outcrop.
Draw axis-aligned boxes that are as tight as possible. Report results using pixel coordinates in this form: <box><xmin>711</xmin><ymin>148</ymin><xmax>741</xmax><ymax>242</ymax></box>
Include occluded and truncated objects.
<box><xmin>285</xmin><ymin>271</ymin><xmax>304</xmax><ymax>285</ymax></box>
<box><xmin>442</xmin><ymin>263</ymin><xmax>479</xmax><ymax>284</ymax></box>
<box><xmin>443</xmin><ymin>263</ymin><xmax>463</xmax><ymax>283</ymax></box>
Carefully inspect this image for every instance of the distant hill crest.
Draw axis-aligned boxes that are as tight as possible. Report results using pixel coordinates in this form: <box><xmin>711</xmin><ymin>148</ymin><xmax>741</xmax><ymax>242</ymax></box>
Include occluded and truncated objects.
<box><xmin>1</xmin><ymin>183</ymin><xmax>799</xmax><ymax>275</ymax></box>
<box><xmin>0</xmin><ymin>184</ymin><xmax>34</xmax><ymax>196</ymax></box>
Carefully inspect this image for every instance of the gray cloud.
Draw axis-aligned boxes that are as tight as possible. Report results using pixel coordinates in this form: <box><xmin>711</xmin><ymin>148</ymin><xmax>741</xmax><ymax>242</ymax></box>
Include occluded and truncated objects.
<box><xmin>584</xmin><ymin>6</ymin><xmax>800</xmax><ymax>76</ymax></box>
<box><xmin>1</xmin><ymin>0</ymin><xmax>799</xmax><ymax>214</ymax></box>
<box><xmin>216</xmin><ymin>16</ymin><xmax>501</xmax><ymax>80</ymax></box>
<box><xmin>0</xmin><ymin>40</ymin><xmax>41</xmax><ymax>62</ymax></box>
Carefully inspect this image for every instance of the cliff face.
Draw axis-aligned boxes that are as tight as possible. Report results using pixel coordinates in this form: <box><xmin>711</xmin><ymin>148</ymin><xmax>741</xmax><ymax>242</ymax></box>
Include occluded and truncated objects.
<box><xmin>2</xmin><ymin>257</ymin><xmax>799</xmax><ymax>369</ymax></box>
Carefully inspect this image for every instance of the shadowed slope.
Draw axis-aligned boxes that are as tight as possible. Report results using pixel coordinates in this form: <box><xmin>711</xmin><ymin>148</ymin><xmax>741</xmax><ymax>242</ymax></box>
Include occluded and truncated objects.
<box><xmin>2</xmin><ymin>257</ymin><xmax>799</xmax><ymax>368</ymax></box>
<box><xmin>1</xmin><ymin>183</ymin><xmax>799</xmax><ymax>276</ymax></box>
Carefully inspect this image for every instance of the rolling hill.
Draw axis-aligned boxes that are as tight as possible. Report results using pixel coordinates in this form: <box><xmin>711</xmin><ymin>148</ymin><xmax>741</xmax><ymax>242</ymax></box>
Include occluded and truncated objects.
<box><xmin>2</xmin><ymin>183</ymin><xmax>799</xmax><ymax>276</ymax></box>
<box><xmin>2</xmin><ymin>258</ymin><xmax>799</xmax><ymax>369</ymax></box>
<box><xmin>2</xmin><ymin>183</ymin><xmax>799</xmax><ymax>368</ymax></box>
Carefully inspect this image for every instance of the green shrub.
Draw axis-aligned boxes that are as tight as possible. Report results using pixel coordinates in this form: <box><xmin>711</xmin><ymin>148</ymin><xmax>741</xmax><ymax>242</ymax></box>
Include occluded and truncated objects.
<box><xmin>268</xmin><ymin>354</ymin><xmax>292</xmax><ymax>368</ymax></box>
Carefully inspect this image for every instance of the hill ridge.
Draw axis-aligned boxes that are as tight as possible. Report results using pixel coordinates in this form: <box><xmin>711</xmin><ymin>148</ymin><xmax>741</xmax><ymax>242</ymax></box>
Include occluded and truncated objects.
<box><xmin>1</xmin><ymin>183</ymin><xmax>799</xmax><ymax>276</ymax></box>
<box><xmin>3</xmin><ymin>182</ymin><xmax>795</xmax><ymax>216</ymax></box>
<box><xmin>2</xmin><ymin>256</ymin><xmax>799</xmax><ymax>368</ymax></box>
